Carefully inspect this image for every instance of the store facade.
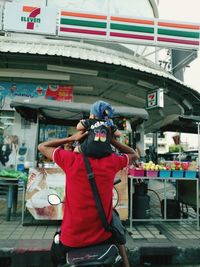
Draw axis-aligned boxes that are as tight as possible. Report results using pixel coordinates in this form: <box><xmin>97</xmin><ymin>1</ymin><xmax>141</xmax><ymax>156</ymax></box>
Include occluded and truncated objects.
<box><xmin>0</xmin><ymin>0</ymin><xmax>200</xmax><ymax>169</ymax></box>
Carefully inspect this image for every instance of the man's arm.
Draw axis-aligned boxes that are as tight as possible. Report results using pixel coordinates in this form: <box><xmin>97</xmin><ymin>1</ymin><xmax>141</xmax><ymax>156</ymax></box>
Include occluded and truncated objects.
<box><xmin>111</xmin><ymin>137</ymin><xmax>139</xmax><ymax>164</ymax></box>
<box><xmin>38</xmin><ymin>131</ymin><xmax>88</xmax><ymax>160</ymax></box>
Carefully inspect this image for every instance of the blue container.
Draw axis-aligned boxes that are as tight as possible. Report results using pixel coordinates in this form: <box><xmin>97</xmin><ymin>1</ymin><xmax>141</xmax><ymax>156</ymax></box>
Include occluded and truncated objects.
<box><xmin>159</xmin><ymin>170</ymin><xmax>171</xmax><ymax>178</ymax></box>
<box><xmin>17</xmin><ymin>164</ymin><xmax>25</xmax><ymax>172</ymax></box>
<box><xmin>184</xmin><ymin>170</ymin><xmax>197</xmax><ymax>178</ymax></box>
<box><xmin>172</xmin><ymin>170</ymin><xmax>184</xmax><ymax>178</ymax></box>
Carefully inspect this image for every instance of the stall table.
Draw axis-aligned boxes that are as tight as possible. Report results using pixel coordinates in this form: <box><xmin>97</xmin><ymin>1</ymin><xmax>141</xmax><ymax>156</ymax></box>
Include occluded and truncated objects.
<box><xmin>129</xmin><ymin>175</ymin><xmax>199</xmax><ymax>231</ymax></box>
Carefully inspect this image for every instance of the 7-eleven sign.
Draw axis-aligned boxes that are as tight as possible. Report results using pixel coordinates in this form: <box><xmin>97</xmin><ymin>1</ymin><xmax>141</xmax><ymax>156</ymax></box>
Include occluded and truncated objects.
<box><xmin>146</xmin><ymin>88</ymin><xmax>164</xmax><ymax>109</ymax></box>
<box><xmin>4</xmin><ymin>3</ymin><xmax>57</xmax><ymax>35</ymax></box>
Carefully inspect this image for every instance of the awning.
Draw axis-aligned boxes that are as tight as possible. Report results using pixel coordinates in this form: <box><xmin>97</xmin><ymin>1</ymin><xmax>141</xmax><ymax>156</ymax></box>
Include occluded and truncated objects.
<box><xmin>160</xmin><ymin>115</ymin><xmax>200</xmax><ymax>133</ymax></box>
<box><xmin>10</xmin><ymin>96</ymin><xmax>149</xmax><ymax>125</ymax></box>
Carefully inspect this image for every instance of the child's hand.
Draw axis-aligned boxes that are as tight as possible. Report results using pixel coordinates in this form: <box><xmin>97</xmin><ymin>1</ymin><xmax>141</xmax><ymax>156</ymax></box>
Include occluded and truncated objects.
<box><xmin>114</xmin><ymin>129</ymin><xmax>121</xmax><ymax>137</ymax></box>
<box><xmin>69</xmin><ymin>131</ymin><xmax>88</xmax><ymax>142</ymax></box>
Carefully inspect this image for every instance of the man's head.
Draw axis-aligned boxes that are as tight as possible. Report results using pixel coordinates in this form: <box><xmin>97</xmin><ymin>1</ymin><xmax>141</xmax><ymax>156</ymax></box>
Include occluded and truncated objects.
<box><xmin>90</xmin><ymin>100</ymin><xmax>114</xmax><ymax>119</ymax></box>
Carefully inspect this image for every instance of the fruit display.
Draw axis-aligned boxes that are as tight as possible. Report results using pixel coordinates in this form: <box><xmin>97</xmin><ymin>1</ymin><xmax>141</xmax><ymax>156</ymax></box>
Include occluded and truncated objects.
<box><xmin>143</xmin><ymin>161</ymin><xmax>159</xmax><ymax>171</ymax></box>
<box><xmin>129</xmin><ymin>160</ymin><xmax>197</xmax><ymax>178</ymax></box>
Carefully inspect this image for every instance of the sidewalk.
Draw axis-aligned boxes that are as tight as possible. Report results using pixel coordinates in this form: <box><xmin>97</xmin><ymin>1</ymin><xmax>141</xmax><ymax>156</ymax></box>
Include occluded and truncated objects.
<box><xmin>1</xmin><ymin>182</ymin><xmax>200</xmax><ymax>267</ymax></box>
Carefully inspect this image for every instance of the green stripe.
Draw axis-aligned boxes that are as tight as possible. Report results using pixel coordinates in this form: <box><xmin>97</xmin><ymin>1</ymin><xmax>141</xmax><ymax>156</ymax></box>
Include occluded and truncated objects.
<box><xmin>110</xmin><ymin>23</ymin><xmax>154</xmax><ymax>34</ymax></box>
<box><xmin>60</xmin><ymin>18</ymin><xmax>107</xmax><ymax>29</ymax></box>
<box><xmin>158</xmin><ymin>28</ymin><xmax>199</xmax><ymax>39</ymax></box>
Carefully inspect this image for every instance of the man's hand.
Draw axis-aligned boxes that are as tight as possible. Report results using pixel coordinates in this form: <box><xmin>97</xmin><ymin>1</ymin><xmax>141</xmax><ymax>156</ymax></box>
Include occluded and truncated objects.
<box><xmin>38</xmin><ymin>131</ymin><xmax>88</xmax><ymax>160</ymax></box>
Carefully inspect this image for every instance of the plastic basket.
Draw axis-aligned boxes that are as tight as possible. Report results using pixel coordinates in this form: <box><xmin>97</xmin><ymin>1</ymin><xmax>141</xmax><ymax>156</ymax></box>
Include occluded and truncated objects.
<box><xmin>184</xmin><ymin>170</ymin><xmax>197</xmax><ymax>179</ymax></box>
<box><xmin>146</xmin><ymin>170</ymin><xmax>158</xmax><ymax>178</ymax></box>
<box><xmin>159</xmin><ymin>170</ymin><xmax>171</xmax><ymax>178</ymax></box>
<box><xmin>172</xmin><ymin>170</ymin><xmax>184</xmax><ymax>178</ymax></box>
<box><xmin>130</xmin><ymin>169</ymin><xmax>144</xmax><ymax>177</ymax></box>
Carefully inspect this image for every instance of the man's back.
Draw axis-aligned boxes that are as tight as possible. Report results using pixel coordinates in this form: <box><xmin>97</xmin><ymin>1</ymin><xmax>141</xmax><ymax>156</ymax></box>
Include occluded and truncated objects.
<box><xmin>53</xmin><ymin>148</ymin><xmax>128</xmax><ymax>247</ymax></box>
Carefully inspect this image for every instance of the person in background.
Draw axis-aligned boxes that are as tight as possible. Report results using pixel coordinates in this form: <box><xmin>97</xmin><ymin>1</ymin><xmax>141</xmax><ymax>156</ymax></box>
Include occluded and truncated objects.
<box><xmin>74</xmin><ymin>100</ymin><xmax>121</xmax><ymax>158</ymax></box>
<box><xmin>38</xmin><ymin>130</ymin><xmax>139</xmax><ymax>267</ymax></box>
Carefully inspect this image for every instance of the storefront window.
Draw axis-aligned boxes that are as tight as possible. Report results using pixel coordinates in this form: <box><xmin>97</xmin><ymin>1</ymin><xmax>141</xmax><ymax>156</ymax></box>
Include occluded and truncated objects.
<box><xmin>38</xmin><ymin>123</ymin><xmax>68</xmax><ymax>163</ymax></box>
<box><xmin>0</xmin><ymin>111</ymin><xmax>17</xmax><ymax>168</ymax></box>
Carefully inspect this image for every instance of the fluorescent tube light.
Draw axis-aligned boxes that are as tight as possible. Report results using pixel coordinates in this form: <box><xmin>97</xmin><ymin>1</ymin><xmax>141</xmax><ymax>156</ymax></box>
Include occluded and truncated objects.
<box><xmin>0</xmin><ymin>68</ymin><xmax>70</xmax><ymax>81</ymax></box>
<box><xmin>47</xmin><ymin>64</ymin><xmax>98</xmax><ymax>76</ymax></box>
<box><xmin>126</xmin><ymin>93</ymin><xmax>145</xmax><ymax>104</ymax></box>
<box><xmin>0</xmin><ymin>116</ymin><xmax>14</xmax><ymax>119</ymax></box>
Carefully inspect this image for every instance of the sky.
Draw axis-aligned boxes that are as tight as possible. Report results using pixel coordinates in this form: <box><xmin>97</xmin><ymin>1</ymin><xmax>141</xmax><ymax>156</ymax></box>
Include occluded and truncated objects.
<box><xmin>158</xmin><ymin>0</ymin><xmax>200</xmax><ymax>148</ymax></box>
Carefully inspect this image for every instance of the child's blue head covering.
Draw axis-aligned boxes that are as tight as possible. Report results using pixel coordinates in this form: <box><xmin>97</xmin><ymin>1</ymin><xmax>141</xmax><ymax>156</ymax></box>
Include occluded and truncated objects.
<box><xmin>90</xmin><ymin>100</ymin><xmax>114</xmax><ymax>119</ymax></box>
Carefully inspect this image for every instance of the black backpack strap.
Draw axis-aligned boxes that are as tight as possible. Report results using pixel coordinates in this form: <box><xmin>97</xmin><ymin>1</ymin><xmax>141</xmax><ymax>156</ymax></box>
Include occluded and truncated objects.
<box><xmin>83</xmin><ymin>155</ymin><xmax>111</xmax><ymax>232</ymax></box>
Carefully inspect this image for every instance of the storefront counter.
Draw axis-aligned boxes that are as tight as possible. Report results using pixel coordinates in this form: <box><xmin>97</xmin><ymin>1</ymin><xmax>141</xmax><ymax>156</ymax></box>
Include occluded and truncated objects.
<box><xmin>25</xmin><ymin>168</ymin><xmax>65</xmax><ymax>221</ymax></box>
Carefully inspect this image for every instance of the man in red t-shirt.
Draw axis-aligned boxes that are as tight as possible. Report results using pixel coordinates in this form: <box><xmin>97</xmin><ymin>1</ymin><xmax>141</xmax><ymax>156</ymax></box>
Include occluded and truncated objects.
<box><xmin>38</xmin><ymin>131</ymin><xmax>139</xmax><ymax>267</ymax></box>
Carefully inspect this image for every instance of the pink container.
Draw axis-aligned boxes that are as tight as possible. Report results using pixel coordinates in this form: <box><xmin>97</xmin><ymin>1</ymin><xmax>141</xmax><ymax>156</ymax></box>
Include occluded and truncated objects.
<box><xmin>130</xmin><ymin>169</ymin><xmax>145</xmax><ymax>177</ymax></box>
<box><xmin>146</xmin><ymin>170</ymin><xmax>158</xmax><ymax>178</ymax></box>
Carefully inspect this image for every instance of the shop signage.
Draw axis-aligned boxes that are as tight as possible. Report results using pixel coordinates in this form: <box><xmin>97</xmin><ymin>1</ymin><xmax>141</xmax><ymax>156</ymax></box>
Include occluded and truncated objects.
<box><xmin>4</xmin><ymin>3</ymin><xmax>57</xmax><ymax>35</ymax></box>
<box><xmin>57</xmin><ymin>11</ymin><xmax>200</xmax><ymax>50</ymax></box>
<box><xmin>58</xmin><ymin>10</ymin><xmax>108</xmax><ymax>39</ymax></box>
<box><xmin>1</xmin><ymin>4</ymin><xmax>200</xmax><ymax>50</ymax></box>
<box><xmin>45</xmin><ymin>85</ymin><xmax>73</xmax><ymax>102</ymax></box>
<box><xmin>146</xmin><ymin>88</ymin><xmax>164</xmax><ymax>109</ymax></box>
<box><xmin>0</xmin><ymin>82</ymin><xmax>73</xmax><ymax>102</ymax></box>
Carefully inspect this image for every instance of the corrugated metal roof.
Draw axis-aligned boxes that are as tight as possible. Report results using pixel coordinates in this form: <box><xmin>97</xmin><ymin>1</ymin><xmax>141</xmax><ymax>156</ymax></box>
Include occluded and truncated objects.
<box><xmin>0</xmin><ymin>36</ymin><xmax>194</xmax><ymax>90</ymax></box>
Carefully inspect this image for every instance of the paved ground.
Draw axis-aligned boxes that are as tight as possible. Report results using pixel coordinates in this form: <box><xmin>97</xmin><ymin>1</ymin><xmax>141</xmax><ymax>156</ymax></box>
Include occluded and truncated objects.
<box><xmin>1</xmin><ymin>180</ymin><xmax>200</xmax><ymax>267</ymax></box>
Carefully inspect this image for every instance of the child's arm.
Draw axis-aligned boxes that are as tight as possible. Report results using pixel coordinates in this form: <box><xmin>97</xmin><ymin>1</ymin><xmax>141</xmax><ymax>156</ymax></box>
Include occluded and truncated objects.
<box><xmin>76</xmin><ymin>119</ymin><xmax>87</xmax><ymax>131</ymax></box>
<box><xmin>110</xmin><ymin>124</ymin><xmax>121</xmax><ymax>137</ymax></box>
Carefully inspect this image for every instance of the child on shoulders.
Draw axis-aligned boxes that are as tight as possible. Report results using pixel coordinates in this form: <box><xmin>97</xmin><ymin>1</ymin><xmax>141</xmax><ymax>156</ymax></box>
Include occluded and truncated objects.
<box><xmin>74</xmin><ymin>100</ymin><xmax>120</xmax><ymax>158</ymax></box>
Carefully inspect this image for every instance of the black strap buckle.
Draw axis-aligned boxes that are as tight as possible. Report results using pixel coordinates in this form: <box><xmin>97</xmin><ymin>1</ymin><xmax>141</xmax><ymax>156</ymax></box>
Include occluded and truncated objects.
<box><xmin>88</xmin><ymin>172</ymin><xmax>94</xmax><ymax>179</ymax></box>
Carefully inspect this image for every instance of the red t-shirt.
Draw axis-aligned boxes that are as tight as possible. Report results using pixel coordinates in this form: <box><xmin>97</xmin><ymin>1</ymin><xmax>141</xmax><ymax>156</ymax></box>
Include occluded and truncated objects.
<box><xmin>53</xmin><ymin>147</ymin><xmax>128</xmax><ymax>247</ymax></box>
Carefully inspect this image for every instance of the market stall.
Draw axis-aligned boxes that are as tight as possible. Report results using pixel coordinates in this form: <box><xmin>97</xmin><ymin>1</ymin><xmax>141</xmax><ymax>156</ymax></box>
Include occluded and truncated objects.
<box><xmin>10</xmin><ymin>97</ymin><xmax>149</xmax><ymax>223</ymax></box>
<box><xmin>128</xmin><ymin>153</ymin><xmax>199</xmax><ymax>229</ymax></box>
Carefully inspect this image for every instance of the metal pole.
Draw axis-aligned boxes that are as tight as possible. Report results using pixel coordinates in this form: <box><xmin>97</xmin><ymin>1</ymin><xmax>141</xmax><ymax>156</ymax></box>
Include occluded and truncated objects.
<box><xmin>197</xmin><ymin>122</ymin><xmax>200</xmax><ymax>176</ymax></box>
<box><xmin>179</xmin><ymin>132</ymin><xmax>181</xmax><ymax>162</ymax></box>
<box><xmin>196</xmin><ymin>177</ymin><xmax>199</xmax><ymax>230</ymax></box>
<box><xmin>130</xmin><ymin>177</ymin><xmax>133</xmax><ymax>231</ymax></box>
<box><xmin>196</xmin><ymin>122</ymin><xmax>200</xmax><ymax>230</ymax></box>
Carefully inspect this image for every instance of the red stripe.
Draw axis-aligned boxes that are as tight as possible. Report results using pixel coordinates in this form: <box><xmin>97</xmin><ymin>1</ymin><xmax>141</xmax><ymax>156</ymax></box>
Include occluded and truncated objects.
<box><xmin>110</xmin><ymin>32</ymin><xmax>154</xmax><ymax>40</ymax></box>
<box><xmin>157</xmin><ymin>37</ymin><xmax>199</xmax><ymax>46</ymax></box>
<box><xmin>27</xmin><ymin>8</ymin><xmax>41</xmax><ymax>30</ymax></box>
<box><xmin>60</xmin><ymin>27</ymin><xmax>106</xmax><ymax>35</ymax></box>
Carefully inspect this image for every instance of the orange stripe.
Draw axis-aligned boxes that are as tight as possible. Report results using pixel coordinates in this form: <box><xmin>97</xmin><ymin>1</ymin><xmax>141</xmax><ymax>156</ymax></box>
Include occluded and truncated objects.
<box><xmin>111</xmin><ymin>16</ymin><xmax>154</xmax><ymax>25</ymax></box>
<box><xmin>23</xmin><ymin>6</ymin><xmax>37</xmax><ymax>12</ymax></box>
<box><xmin>61</xmin><ymin>11</ymin><xmax>107</xmax><ymax>20</ymax></box>
<box><xmin>158</xmin><ymin>21</ymin><xmax>200</xmax><ymax>30</ymax></box>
